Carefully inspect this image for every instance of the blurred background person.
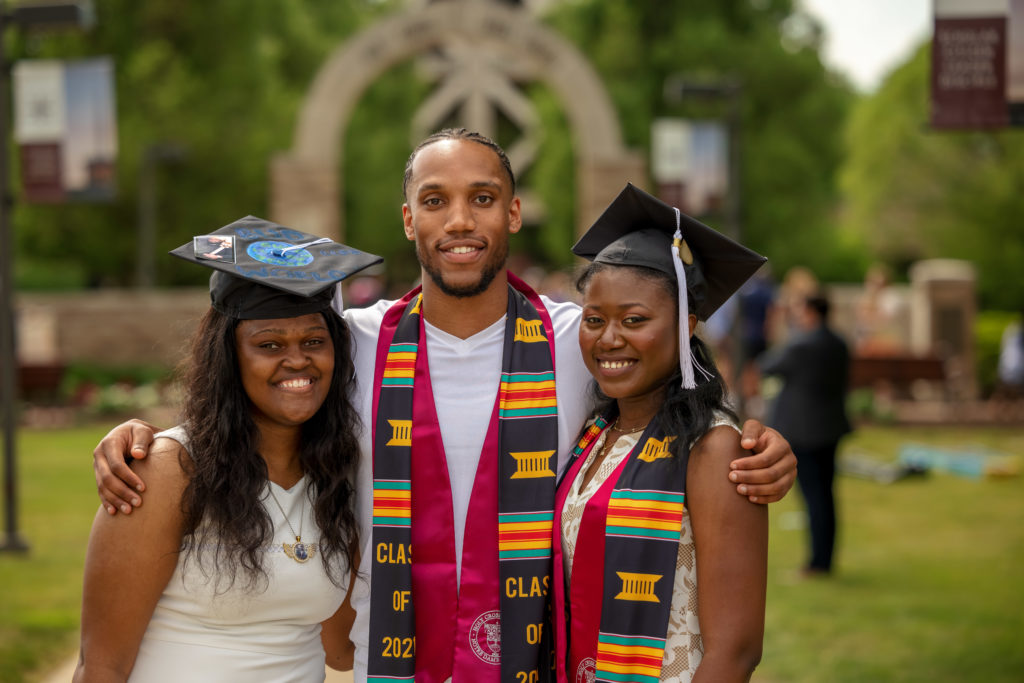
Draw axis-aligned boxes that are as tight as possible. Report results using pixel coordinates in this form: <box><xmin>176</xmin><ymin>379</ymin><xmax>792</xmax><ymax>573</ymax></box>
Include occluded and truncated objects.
<box><xmin>996</xmin><ymin>309</ymin><xmax>1024</xmax><ymax>398</ymax></box>
<box><xmin>737</xmin><ymin>267</ymin><xmax>777</xmax><ymax>419</ymax></box>
<box><xmin>760</xmin><ymin>292</ymin><xmax>851</xmax><ymax>577</ymax></box>
<box><xmin>769</xmin><ymin>266</ymin><xmax>820</xmax><ymax>347</ymax></box>
<box><xmin>702</xmin><ymin>293</ymin><xmax>738</xmax><ymax>402</ymax></box>
<box><xmin>854</xmin><ymin>263</ymin><xmax>905</xmax><ymax>356</ymax></box>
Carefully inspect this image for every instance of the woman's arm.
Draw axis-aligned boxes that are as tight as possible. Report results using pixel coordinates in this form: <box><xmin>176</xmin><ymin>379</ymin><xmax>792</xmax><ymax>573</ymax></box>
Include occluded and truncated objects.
<box><xmin>321</xmin><ymin>547</ymin><xmax>361</xmax><ymax>671</ymax></box>
<box><xmin>73</xmin><ymin>438</ymin><xmax>188</xmax><ymax>683</ymax></box>
<box><xmin>687</xmin><ymin>425</ymin><xmax>769</xmax><ymax>683</ymax></box>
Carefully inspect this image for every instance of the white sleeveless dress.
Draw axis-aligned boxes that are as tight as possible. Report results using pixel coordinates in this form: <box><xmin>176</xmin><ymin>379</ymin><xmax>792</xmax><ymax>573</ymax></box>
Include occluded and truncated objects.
<box><xmin>128</xmin><ymin>426</ymin><xmax>349</xmax><ymax>682</ymax></box>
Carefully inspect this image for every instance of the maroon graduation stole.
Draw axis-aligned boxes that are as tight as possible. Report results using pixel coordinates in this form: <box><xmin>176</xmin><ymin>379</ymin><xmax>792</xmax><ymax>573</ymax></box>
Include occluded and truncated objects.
<box><xmin>551</xmin><ymin>414</ymin><xmax>688</xmax><ymax>683</ymax></box>
<box><xmin>368</xmin><ymin>273</ymin><xmax>558</xmax><ymax>683</ymax></box>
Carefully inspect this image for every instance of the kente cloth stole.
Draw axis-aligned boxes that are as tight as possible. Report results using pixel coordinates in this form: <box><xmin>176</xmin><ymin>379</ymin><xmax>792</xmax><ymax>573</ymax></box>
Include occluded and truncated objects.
<box><xmin>368</xmin><ymin>273</ymin><xmax>558</xmax><ymax>683</ymax></box>
<box><xmin>551</xmin><ymin>415</ymin><xmax>688</xmax><ymax>683</ymax></box>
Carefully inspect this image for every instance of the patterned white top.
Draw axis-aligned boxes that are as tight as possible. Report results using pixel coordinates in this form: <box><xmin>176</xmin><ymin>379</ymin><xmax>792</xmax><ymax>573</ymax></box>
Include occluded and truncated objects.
<box><xmin>559</xmin><ymin>415</ymin><xmax>739</xmax><ymax>683</ymax></box>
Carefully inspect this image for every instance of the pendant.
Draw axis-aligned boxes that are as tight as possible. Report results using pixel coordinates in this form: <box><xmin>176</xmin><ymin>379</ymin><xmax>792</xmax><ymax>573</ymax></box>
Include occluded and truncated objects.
<box><xmin>283</xmin><ymin>536</ymin><xmax>315</xmax><ymax>563</ymax></box>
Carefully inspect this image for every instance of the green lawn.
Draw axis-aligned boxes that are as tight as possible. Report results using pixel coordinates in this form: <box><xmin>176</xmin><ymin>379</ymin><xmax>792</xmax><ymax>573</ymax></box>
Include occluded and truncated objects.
<box><xmin>1</xmin><ymin>424</ymin><xmax>1022</xmax><ymax>682</ymax></box>
<box><xmin>0</xmin><ymin>426</ymin><xmax>108</xmax><ymax>683</ymax></box>
<box><xmin>757</xmin><ymin>425</ymin><xmax>1024</xmax><ymax>683</ymax></box>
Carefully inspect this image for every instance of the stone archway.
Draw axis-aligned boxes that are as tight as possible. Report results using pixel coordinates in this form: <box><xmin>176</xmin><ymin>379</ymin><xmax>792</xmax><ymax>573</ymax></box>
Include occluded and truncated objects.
<box><xmin>270</xmin><ymin>0</ymin><xmax>644</xmax><ymax>241</ymax></box>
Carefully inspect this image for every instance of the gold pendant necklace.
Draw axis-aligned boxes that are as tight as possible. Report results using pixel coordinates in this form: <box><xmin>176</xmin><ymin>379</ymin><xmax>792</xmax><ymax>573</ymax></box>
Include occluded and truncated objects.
<box><xmin>611</xmin><ymin>417</ymin><xmax>650</xmax><ymax>435</ymax></box>
<box><xmin>266</xmin><ymin>484</ymin><xmax>316</xmax><ymax>564</ymax></box>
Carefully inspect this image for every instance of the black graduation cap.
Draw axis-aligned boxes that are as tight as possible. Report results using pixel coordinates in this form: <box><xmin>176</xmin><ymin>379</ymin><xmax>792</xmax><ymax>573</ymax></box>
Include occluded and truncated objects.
<box><xmin>170</xmin><ymin>216</ymin><xmax>383</xmax><ymax>320</ymax></box>
<box><xmin>573</xmin><ymin>184</ymin><xmax>766</xmax><ymax>321</ymax></box>
<box><xmin>573</xmin><ymin>183</ymin><xmax>767</xmax><ymax>388</ymax></box>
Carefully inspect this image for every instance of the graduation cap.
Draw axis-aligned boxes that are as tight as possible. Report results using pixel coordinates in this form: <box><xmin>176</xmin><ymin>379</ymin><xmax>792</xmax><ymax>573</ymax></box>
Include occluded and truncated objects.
<box><xmin>170</xmin><ymin>215</ymin><xmax>384</xmax><ymax>320</ymax></box>
<box><xmin>573</xmin><ymin>183</ymin><xmax>766</xmax><ymax>388</ymax></box>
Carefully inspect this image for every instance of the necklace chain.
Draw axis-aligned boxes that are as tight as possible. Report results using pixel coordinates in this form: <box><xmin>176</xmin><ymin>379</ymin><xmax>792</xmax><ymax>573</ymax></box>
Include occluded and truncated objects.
<box><xmin>266</xmin><ymin>481</ymin><xmax>315</xmax><ymax>564</ymax></box>
<box><xmin>266</xmin><ymin>485</ymin><xmax>304</xmax><ymax>542</ymax></box>
<box><xmin>611</xmin><ymin>417</ymin><xmax>649</xmax><ymax>434</ymax></box>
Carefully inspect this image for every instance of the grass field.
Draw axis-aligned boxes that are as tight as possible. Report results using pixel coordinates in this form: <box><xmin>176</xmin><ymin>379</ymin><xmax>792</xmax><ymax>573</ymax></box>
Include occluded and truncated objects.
<box><xmin>1</xmin><ymin>423</ymin><xmax>1022</xmax><ymax>682</ymax></box>
<box><xmin>0</xmin><ymin>426</ymin><xmax>108</xmax><ymax>683</ymax></box>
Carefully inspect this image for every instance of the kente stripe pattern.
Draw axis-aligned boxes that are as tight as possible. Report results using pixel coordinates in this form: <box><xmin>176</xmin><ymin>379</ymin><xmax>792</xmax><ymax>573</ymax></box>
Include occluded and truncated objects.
<box><xmin>605</xmin><ymin>489</ymin><xmax>685</xmax><ymax>542</ymax></box>
<box><xmin>380</xmin><ymin>343</ymin><xmax>417</xmax><ymax>387</ymax></box>
<box><xmin>498</xmin><ymin>371</ymin><xmax>557</xmax><ymax>419</ymax></box>
<box><xmin>498</xmin><ymin>510</ymin><xmax>553</xmax><ymax>560</ymax></box>
<box><xmin>596</xmin><ymin>632</ymin><xmax>666</xmax><ymax>683</ymax></box>
<box><xmin>571</xmin><ymin>418</ymin><xmax>608</xmax><ymax>457</ymax></box>
<box><xmin>372</xmin><ymin>480</ymin><xmax>411</xmax><ymax>527</ymax></box>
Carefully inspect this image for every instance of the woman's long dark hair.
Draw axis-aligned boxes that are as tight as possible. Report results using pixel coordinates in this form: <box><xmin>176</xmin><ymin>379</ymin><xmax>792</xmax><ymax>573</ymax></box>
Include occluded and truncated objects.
<box><xmin>177</xmin><ymin>307</ymin><xmax>360</xmax><ymax>592</ymax></box>
<box><xmin>577</xmin><ymin>263</ymin><xmax>736</xmax><ymax>459</ymax></box>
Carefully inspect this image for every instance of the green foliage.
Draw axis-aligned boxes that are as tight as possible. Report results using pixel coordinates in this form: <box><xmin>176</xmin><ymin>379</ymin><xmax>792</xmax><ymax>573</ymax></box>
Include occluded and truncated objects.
<box><xmin>60</xmin><ymin>362</ymin><xmax>170</xmax><ymax>390</ymax></box>
<box><xmin>10</xmin><ymin>0</ymin><xmax>857</xmax><ymax>291</ymax></box>
<box><xmin>10</xmin><ymin>0</ymin><xmax>397</xmax><ymax>290</ymax></box>
<box><xmin>542</xmin><ymin>0</ymin><xmax>858</xmax><ymax>282</ymax></box>
<box><xmin>519</xmin><ymin>83</ymin><xmax>577</xmax><ymax>268</ymax></box>
<box><xmin>840</xmin><ymin>43</ymin><xmax>1024</xmax><ymax>309</ymax></box>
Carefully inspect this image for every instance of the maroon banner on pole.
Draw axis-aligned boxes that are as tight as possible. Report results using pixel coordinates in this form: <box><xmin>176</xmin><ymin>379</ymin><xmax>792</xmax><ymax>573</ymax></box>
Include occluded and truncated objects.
<box><xmin>18</xmin><ymin>143</ymin><xmax>65</xmax><ymax>203</ymax></box>
<box><xmin>931</xmin><ymin>16</ymin><xmax>1008</xmax><ymax>128</ymax></box>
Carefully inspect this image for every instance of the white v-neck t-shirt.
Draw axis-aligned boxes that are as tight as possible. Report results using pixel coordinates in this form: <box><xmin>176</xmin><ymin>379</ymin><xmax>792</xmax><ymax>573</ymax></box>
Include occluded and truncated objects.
<box><xmin>342</xmin><ymin>293</ymin><xmax>594</xmax><ymax>682</ymax></box>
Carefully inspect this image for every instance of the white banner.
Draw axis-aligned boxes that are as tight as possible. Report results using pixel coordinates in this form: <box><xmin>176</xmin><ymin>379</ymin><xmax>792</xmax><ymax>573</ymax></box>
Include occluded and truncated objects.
<box><xmin>13</xmin><ymin>60</ymin><xmax>67</xmax><ymax>142</ymax></box>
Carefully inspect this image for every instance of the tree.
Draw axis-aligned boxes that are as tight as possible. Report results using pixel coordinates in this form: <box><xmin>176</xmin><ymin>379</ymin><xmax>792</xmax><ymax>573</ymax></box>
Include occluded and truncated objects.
<box><xmin>10</xmin><ymin>0</ymin><xmax>401</xmax><ymax>289</ymax></box>
<box><xmin>10</xmin><ymin>0</ymin><xmax>856</xmax><ymax>290</ymax></box>
<box><xmin>840</xmin><ymin>42</ymin><xmax>1024</xmax><ymax>309</ymax></box>
<box><xmin>540</xmin><ymin>0</ymin><xmax>858</xmax><ymax>281</ymax></box>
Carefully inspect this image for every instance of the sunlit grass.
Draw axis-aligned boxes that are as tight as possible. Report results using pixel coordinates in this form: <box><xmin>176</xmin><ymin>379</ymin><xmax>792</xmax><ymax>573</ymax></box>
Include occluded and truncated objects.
<box><xmin>0</xmin><ymin>426</ymin><xmax>107</xmax><ymax>683</ymax></box>
<box><xmin>757</xmin><ymin>425</ymin><xmax>1024</xmax><ymax>682</ymax></box>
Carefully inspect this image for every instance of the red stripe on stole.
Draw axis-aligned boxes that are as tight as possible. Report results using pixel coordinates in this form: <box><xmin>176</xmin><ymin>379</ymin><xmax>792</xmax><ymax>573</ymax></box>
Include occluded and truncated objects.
<box><xmin>599</xmin><ymin>650</ymin><xmax>664</xmax><ymax>667</ymax></box>
<box><xmin>501</xmin><ymin>387</ymin><xmax>556</xmax><ymax>399</ymax></box>
<box><xmin>608</xmin><ymin>508</ymin><xmax>682</xmax><ymax>523</ymax></box>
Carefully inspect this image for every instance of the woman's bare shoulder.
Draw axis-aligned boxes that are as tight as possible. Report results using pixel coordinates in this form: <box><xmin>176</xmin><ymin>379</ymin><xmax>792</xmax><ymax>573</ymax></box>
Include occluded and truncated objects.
<box><xmin>690</xmin><ymin>423</ymin><xmax>744</xmax><ymax>465</ymax></box>
<box><xmin>131</xmin><ymin>436</ymin><xmax>190</xmax><ymax>490</ymax></box>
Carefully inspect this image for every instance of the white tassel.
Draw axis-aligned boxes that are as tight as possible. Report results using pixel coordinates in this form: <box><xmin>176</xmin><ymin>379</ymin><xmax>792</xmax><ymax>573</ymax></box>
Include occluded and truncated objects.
<box><xmin>671</xmin><ymin>208</ymin><xmax>697</xmax><ymax>389</ymax></box>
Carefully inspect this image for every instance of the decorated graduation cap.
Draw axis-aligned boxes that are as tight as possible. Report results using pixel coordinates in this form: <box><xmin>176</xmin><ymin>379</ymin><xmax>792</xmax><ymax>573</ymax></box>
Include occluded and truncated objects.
<box><xmin>170</xmin><ymin>215</ymin><xmax>383</xmax><ymax>320</ymax></box>
<box><xmin>573</xmin><ymin>183</ymin><xmax>766</xmax><ymax>389</ymax></box>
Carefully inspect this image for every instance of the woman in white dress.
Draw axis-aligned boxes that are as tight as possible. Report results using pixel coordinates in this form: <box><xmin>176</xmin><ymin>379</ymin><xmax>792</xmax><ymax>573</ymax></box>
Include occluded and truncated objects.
<box><xmin>552</xmin><ymin>185</ymin><xmax>769</xmax><ymax>683</ymax></box>
<box><xmin>74</xmin><ymin>219</ymin><xmax>382</xmax><ymax>682</ymax></box>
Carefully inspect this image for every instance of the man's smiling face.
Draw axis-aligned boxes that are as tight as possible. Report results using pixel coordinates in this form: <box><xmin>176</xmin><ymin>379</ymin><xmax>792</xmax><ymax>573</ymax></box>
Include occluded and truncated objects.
<box><xmin>402</xmin><ymin>138</ymin><xmax>521</xmax><ymax>299</ymax></box>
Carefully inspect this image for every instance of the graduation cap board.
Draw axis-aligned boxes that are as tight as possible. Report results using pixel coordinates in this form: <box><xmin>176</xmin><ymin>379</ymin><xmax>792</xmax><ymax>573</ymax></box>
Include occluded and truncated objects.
<box><xmin>572</xmin><ymin>183</ymin><xmax>767</xmax><ymax>388</ymax></box>
<box><xmin>572</xmin><ymin>183</ymin><xmax>766</xmax><ymax>321</ymax></box>
<box><xmin>170</xmin><ymin>215</ymin><xmax>383</xmax><ymax>320</ymax></box>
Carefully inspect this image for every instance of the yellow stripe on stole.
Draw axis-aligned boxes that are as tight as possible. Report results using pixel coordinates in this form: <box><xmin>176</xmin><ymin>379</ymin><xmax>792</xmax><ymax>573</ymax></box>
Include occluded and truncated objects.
<box><xmin>499</xmin><ymin>380</ymin><xmax>556</xmax><ymax>390</ymax></box>
<box><xmin>605</xmin><ymin>516</ymin><xmax>682</xmax><ymax>532</ymax></box>
<box><xmin>498</xmin><ymin>521</ymin><xmax>552</xmax><ymax>532</ymax></box>
<box><xmin>498</xmin><ymin>540</ymin><xmax>551</xmax><ymax>550</ymax></box>
<box><xmin>500</xmin><ymin>398</ymin><xmax>558</xmax><ymax>411</ymax></box>
<box><xmin>608</xmin><ymin>499</ymin><xmax>684</xmax><ymax>513</ymax></box>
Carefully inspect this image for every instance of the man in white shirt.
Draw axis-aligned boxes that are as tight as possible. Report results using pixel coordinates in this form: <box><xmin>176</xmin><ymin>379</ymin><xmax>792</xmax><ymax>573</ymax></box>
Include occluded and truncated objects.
<box><xmin>93</xmin><ymin>129</ymin><xmax>797</xmax><ymax>682</ymax></box>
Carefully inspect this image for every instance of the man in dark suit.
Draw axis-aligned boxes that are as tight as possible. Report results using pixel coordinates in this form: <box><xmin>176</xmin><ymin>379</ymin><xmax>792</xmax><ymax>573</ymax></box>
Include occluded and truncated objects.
<box><xmin>760</xmin><ymin>293</ymin><xmax>851</xmax><ymax>575</ymax></box>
